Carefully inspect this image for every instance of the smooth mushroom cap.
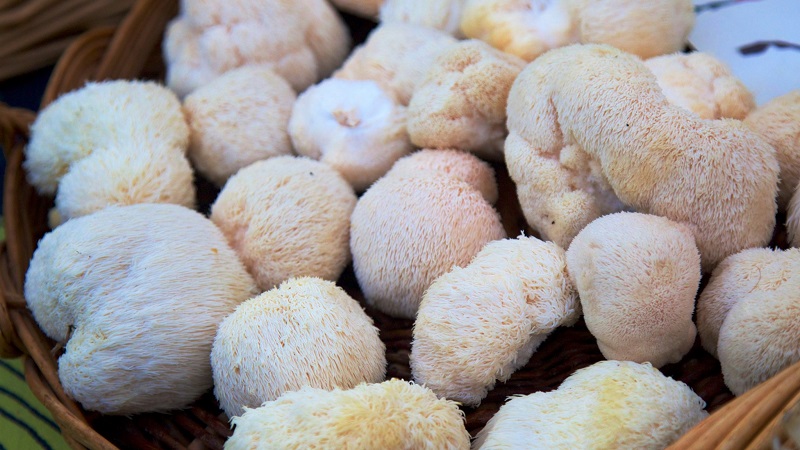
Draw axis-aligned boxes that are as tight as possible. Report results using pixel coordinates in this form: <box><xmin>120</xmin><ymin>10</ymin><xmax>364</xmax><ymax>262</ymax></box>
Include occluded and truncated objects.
<box><xmin>210</xmin><ymin>277</ymin><xmax>386</xmax><ymax>418</ymax></box>
<box><xmin>380</xmin><ymin>0</ymin><xmax>466</xmax><ymax>37</ymax></box>
<box><xmin>744</xmin><ymin>90</ymin><xmax>800</xmax><ymax>208</ymax></box>
<box><xmin>55</xmin><ymin>142</ymin><xmax>196</xmax><ymax>222</ymax></box>
<box><xmin>334</xmin><ymin>23</ymin><xmax>458</xmax><ymax>105</ymax></box>
<box><xmin>226</xmin><ymin>380</ymin><xmax>469</xmax><ymax>450</ymax></box>
<box><xmin>506</xmin><ymin>44</ymin><xmax>778</xmax><ymax>270</ymax></box>
<box><xmin>164</xmin><ymin>0</ymin><xmax>350</xmax><ymax>96</ymax></box>
<box><xmin>411</xmin><ymin>236</ymin><xmax>579</xmax><ymax>406</ymax></box>
<box><xmin>473</xmin><ymin>361</ymin><xmax>708</xmax><ymax>449</ymax></box>
<box><xmin>385</xmin><ymin>149</ymin><xmax>499</xmax><ymax>204</ymax></box>
<box><xmin>407</xmin><ymin>40</ymin><xmax>525</xmax><ymax>160</ymax></box>
<box><xmin>289</xmin><ymin>78</ymin><xmax>411</xmax><ymax>192</ymax></box>
<box><xmin>695</xmin><ymin>248</ymin><xmax>800</xmax><ymax>395</ymax></box>
<box><xmin>24</xmin><ymin>80</ymin><xmax>188</xmax><ymax>195</ymax></box>
<box><xmin>646</xmin><ymin>52</ymin><xmax>755</xmax><ymax>120</ymax></box>
<box><xmin>351</xmin><ymin>175</ymin><xmax>506</xmax><ymax>319</ymax></box>
<box><xmin>183</xmin><ymin>66</ymin><xmax>296</xmax><ymax>186</ymax></box>
<box><xmin>566</xmin><ymin>212</ymin><xmax>700</xmax><ymax>368</ymax></box>
<box><xmin>24</xmin><ymin>204</ymin><xmax>257</xmax><ymax>415</ymax></box>
<box><xmin>330</xmin><ymin>0</ymin><xmax>383</xmax><ymax>18</ymax></box>
<box><xmin>211</xmin><ymin>156</ymin><xmax>356</xmax><ymax>291</ymax></box>
<box><xmin>461</xmin><ymin>0</ymin><xmax>694</xmax><ymax>62</ymax></box>
<box><xmin>696</xmin><ymin>248</ymin><xmax>784</xmax><ymax>357</ymax></box>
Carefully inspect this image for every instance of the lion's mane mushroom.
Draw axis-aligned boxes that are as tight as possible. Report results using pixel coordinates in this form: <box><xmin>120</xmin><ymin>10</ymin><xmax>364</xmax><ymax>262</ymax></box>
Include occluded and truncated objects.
<box><xmin>461</xmin><ymin>0</ymin><xmax>695</xmax><ymax>62</ymax></box>
<box><xmin>696</xmin><ymin>248</ymin><xmax>800</xmax><ymax>395</ymax></box>
<box><xmin>566</xmin><ymin>212</ymin><xmax>700</xmax><ymax>368</ymax></box>
<box><xmin>163</xmin><ymin>0</ymin><xmax>350</xmax><ymax>97</ymax></box>
<box><xmin>380</xmin><ymin>0</ymin><xmax>467</xmax><ymax>37</ymax></box>
<box><xmin>385</xmin><ymin>149</ymin><xmax>498</xmax><ymax>204</ymax></box>
<box><xmin>55</xmin><ymin>142</ymin><xmax>195</xmax><ymax>222</ymax></box>
<box><xmin>183</xmin><ymin>66</ymin><xmax>296</xmax><ymax>186</ymax></box>
<box><xmin>289</xmin><ymin>78</ymin><xmax>411</xmax><ymax>191</ymax></box>
<box><xmin>211</xmin><ymin>277</ymin><xmax>386</xmax><ymax>418</ymax></box>
<box><xmin>645</xmin><ymin>52</ymin><xmax>755</xmax><ymax>120</ymax></box>
<box><xmin>334</xmin><ymin>23</ymin><xmax>458</xmax><ymax>106</ymax></box>
<box><xmin>24</xmin><ymin>80</ymin><xmax>195</xmax><ymax>223</ymax></box>
<box><xmin>211</xmin><ymin>156</ymin><xmax>356</xmax><ymax>291</ymax></box>
<box><xmin>744</xmin><ymin>90</ymin><xmax>800</xmax><ymax>209</ymax></box>
<box><xmin>506</xmin><ymin>44</ymin><xmax>778</xmax><ymax>270</ymax></box>
<box><xmin>474</xmin><ymin>361</ymin><xmax>708</xmax><ymax>449</ymax></box>
<box><xmin>412</xmin><ymin>235</ymin><xmax>579</xmax><ymax>406</ymax></box>
<box><xmin>351</xmin><ymin>175</ymin><xmax>506</xmax><ymax>319</ymax></box>
<box><xmin>407</xmin><ymin>40</ymin><xmax>525</xmax><ymax>160</ymax></box>
<box><xmin>24</xmin><ymin>204</ymin><xmax>257</xmax><ymax>414</ymax></box>
<box><xmin>225</xmin><ymin>380</ymin><xmax>470</xmax><ymax>449</ymax></box>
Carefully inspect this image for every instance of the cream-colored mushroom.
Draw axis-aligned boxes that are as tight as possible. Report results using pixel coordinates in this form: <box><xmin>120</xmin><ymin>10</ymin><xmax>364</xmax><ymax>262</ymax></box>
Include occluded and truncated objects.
<box><xmin>380</xmin><ymin>0</ymin><xmax>466</xmax><ymax>37</ymax></box>
<box><xmin>183</xmin><ymin>66</ymin><xmax>296</xmax><ymax>186</ymax></box>
<box><xmin>696</xmin><ymin>247</ymin><xmax>800</xmax><ymax>395</ymax></box>
<box><xmin>645</xmin><ymin>52</ymin><xmax>755</xmax><ymax>120</ymax></box>
<box><xmin>24</xmin><ymin>80</ymin><xmax>189</xmax><ymax>194</ymax></box>
<box><xmin>55</xmin><ymin>142</ymin><xmax>195</xmax><ymax>220</ymax></box>
<box><xmin>226</xmin><ymin>380</ymin><xmax>469</xmax><ymax>449</ymax></box>
<box><xmin>412</xmin><ymin>235</ymin><xmax>579</xmax><ymax>406</ymax></box>
<box><xmin>506</xmin><ymin>44</ymin><xmax>778</xmax><ymax>270</ymax></box>
<box><xmin>211</xmin><ymin>277</ymin><xmax>386</xmax><ymax>418</ymax></box>
<box><xmin>566</xmin><ymin>212</ymin><xmax>700</xmax><ymax>368</ymax></box>
<box><xmin>744</xmin><ymin>90</ymin><xmax>800</xmax><ymax>209</ymax></box>
<box><xmin>289</xmin><ymin>78</ymin><xmax>411</xmax><ymax>191</ymax></box>
<box><xmin>385</xmin><ymin>149</ymin><xmax>498</xmax><ymax>204</ymax></box>
<box><xmin>461</xmin><ymin>0</ymin><xmax>695</xmax><ymax>62</ymax></box>
<box><xmin>164</xmin><ymin>0</ymin><xmax>350</xmax><ymax>96</ymax></box>
<box><xmin>24</xmin><ymin>204</ymin><xmax>257</xmax><ymax>414</ymax></box>
<box><xmin>23</xmin><ymin>80</ymin><xmax>195</xmax><ymax>222</ymax></box>
<box><xmin>335</xmin><ymin>23</ymin><xmax>458</xmax><ymax>105</ymax></box>
<box><xmin>474</xmin><ymin>361</ymin><xmax>708</xmax><ymax>449</ymax></box>
<box><xmin>351</xmin><ymin>175</ymin><xmax>506</xmax><ymax>319</ymax></box>
<box><xmin>211</xmin><ymin>156</ymin><xmax>356</xmax><ymax>291</ymax></box>
<box><xmin>407</xmin><ymin>40</ymin><xmax>525</xmax><ymax>160</ymax></box>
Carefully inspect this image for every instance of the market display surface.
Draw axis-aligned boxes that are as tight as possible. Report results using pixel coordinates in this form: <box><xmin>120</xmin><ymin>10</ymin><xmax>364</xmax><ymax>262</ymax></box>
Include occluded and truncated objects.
<box><xmin>1</xmin><ymin>0</ymin><xmax>800</xmax><ymax>448</ymax></box>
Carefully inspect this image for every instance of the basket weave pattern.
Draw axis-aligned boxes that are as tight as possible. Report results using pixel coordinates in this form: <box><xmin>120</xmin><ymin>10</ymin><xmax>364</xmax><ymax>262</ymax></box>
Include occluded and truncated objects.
<box><xmin>1</xmin><ymin>0</ymin><xmax>799</xmax><ymax>448</ymax></box>
<box><xmin>0</xmin><ymin>0</ymin><xmax>136</xmax><ymax>82</ymax></box>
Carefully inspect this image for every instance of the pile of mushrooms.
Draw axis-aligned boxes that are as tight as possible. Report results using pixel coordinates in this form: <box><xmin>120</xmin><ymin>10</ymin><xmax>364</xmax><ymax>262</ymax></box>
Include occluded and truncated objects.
<box><xmin>19</xmin><ymin>0</ymin><xmax>800</xmax><ymax>448</ymax></box>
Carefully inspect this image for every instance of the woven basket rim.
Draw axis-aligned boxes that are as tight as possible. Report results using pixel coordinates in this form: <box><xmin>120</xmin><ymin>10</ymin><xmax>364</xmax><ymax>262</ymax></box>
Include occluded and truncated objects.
<box><xmin>2</xmin><ymin>0</ymin><xmax>800</xmax><ymax>448</ymax></box>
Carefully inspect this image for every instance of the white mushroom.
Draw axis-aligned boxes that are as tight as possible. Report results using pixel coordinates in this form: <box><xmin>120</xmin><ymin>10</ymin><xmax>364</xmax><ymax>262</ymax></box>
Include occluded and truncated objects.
<box><xmin>183</xmin><ymin>66</ymin><xmax>296</xmax><ymax>186</ymax></box>
<box><xmin>289</xmin><ymin>78</ymin><xmax>411</xmax><ymax>191</ymax></box>
<box><xmin>24</xmin><ymin>204</ymin><xmax>257</xmax><ymax>414</ymax></box>
<box><xmin>211</xmin><ymin>277</ymin><xmax>386</xmax><ymax>418</ymax></box>
<box><xmin>350</xmin><ymin>175</ymin><xmax>506</xmax><ymax>318</ymax></box>
<box><xmin>412</xmin><ymin>235</ymin><xmax>579</xmax><ymax>406</ymax></box>
<box><xmin>226</xmin><ymin>380</ymin><xmax>469</xmax><ymax>449</ymax></box>
<box><xmin>474</xmin><ymin>361</ymin><xmax>708</xmax><ymax>449</ymax></box>
<box><xmin>696</xmin><ymin>247</ymin><xmax>800</xmax><ymax>395</ymax></box>
<box><xmin>211</xmin><ymin>156</ymin><xmax>356</xmax><ymax>291</ymax></box>
<box><xmin>385</xmin><ymin>149</ymin><xmax>498</xmax><ymax>204</ymax></box>
<box><xmin>566</xmin><ymin>212</ymin><xmax>700</xmax><ymax>368</ymax></box>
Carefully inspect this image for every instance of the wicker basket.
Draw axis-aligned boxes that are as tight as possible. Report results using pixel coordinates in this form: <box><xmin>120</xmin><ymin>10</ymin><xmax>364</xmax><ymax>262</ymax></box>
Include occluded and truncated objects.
<box><xmin>1</xmin><ymin>0</ymin><xmax>799</xmax><ymax>448</ymax></box>
<box><xmin>0</xmin><ymin>0</ymin><xmax>137</xmax><ymax>82</ymax></box>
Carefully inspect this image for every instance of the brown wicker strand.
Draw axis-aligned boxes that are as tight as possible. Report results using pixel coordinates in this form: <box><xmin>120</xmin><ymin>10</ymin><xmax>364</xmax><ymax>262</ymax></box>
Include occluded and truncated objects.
<box><xmin>24</xmin><ymin>357</ymin><xmax>116</xmax><ymax>450</ymax></box>
<box><xmin>94</xmin><ymin>0</ymin><xmax>178</xmax><ymax>81</ymax></box>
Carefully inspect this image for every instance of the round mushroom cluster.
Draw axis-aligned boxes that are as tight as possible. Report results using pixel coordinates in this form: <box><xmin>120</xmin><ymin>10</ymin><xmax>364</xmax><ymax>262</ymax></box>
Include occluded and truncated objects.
<box><xmin>20</xmin><ymin>0</ymin><xmax>800</xmax><ymax>448</ymax></box>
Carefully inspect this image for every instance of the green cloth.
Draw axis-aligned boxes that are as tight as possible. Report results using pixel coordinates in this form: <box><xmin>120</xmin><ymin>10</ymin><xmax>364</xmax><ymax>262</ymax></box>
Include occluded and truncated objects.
<box><xmin>0</xmin><ymin>217</ymin><xmax>69</xmax><ymax>449</ymax></box>
<box><xmin>0</xmin><ymin>358</ymin><xmax>69</xmax><ymax>450</ymax></box>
